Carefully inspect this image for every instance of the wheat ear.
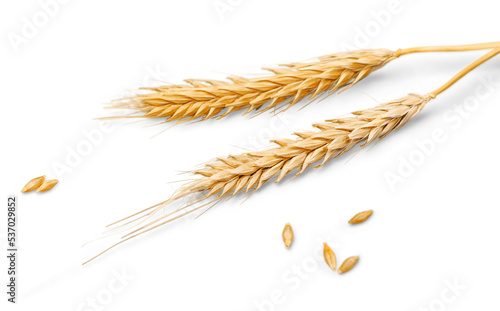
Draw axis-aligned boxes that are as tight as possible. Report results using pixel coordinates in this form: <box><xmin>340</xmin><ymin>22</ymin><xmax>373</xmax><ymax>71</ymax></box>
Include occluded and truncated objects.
<box><xmin>83</xmin><ymin>47</ymin><xmax>500</xmax><ymax>265</ymax></box>
<box><xmin>103</xmin><ymin>42</ymin><xmax>499</xmax><ymax>124</ymax></box>
<box><xmin>105</xmin><ymin>49</ymin><xmax>399</xmax><ymax>122</ymax></box>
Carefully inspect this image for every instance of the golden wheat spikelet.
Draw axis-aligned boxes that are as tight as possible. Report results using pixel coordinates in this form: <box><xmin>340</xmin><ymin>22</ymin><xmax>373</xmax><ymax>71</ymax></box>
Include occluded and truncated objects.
<box><xmin>106</xmin><ymin>49</ymin><xmax>399</xmax><ymax>123</ymax></box>
<box><xmin>179</xmin><ymin>93</ymin><xmax>432</xmax><ymax>196</ymax></box>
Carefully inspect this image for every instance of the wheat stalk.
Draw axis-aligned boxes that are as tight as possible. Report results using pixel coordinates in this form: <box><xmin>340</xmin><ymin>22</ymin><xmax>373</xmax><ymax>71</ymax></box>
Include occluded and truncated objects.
<box><xmin>104</xmin><ymin>42</ymin><xmax>500</xmax><ymax>124</ymax></box>
<box><xmin>83</xmin><ymin>46</ymin><xmax>500</xmax><ymax>264</ymax></box>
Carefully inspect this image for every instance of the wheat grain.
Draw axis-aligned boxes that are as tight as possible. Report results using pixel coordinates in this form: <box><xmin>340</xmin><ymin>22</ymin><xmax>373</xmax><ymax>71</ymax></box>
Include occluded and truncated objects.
<box><xmin>22</xmin><ymin>175</ymin><xmax>46</xmax><ymax>193</ymax></box>
<box><xmin>36</xmin><ymin>179</ymin><xmax>59</xmax><ymax>192</ymax></box>
<box><xmin>338</xmin><ymin>256</ymin><xmax>359</xmax><ymax>274</ymax></box>
<box><xmin>348</xmin><ymin>210</ymin><xmax>373</xmax><ymax>224</ymax></box>
<box><xmin>282</xmin><ymin>223</ymin><xmax>294</xmax><ymax>248</ymax></box>
<box><xmin>323</xmin><ymin>243</ymin><xmax>337</xmax><ymax>271</ymax></box>
<box><xmin>105</xmin><ymin>49</ymin><xmax>399</xmax><ymax>123</ymax></box>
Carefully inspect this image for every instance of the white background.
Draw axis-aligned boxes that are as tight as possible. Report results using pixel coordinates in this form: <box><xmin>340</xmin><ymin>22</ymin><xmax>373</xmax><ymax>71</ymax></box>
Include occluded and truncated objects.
<box><xmin>1</xmin><ymin>0</ymin><xmax>500</xmax><ymax>310</ymax></box>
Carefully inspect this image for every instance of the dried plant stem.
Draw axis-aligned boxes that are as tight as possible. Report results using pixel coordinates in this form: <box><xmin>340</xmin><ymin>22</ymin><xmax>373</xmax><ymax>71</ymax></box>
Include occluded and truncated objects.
<box><xmin>399</xmin><ymin>41</ymin><xmax>500</xmax><ymax>55</ymax></box>
<box><xmin>429</xmin><ymin>47</ymin><xmax>500</xmax><ymax>97</ymax></box>
<box><xmin>84</xmin><ymin>47</ymin><xmax>500</xmax><ymax>264</ymax></box>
